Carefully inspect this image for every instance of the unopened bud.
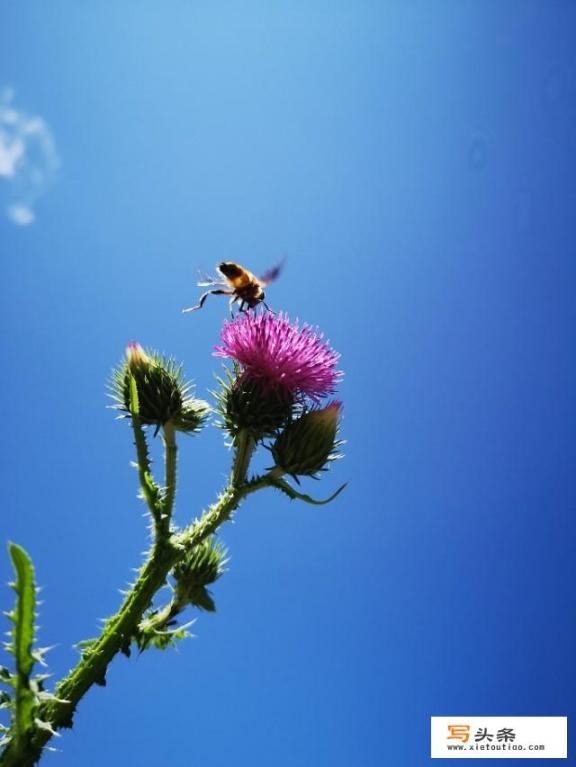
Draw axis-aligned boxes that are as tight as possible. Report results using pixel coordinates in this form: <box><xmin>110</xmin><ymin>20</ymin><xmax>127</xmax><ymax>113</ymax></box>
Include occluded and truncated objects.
<box><xmin>271</xmin><ymin>402</ymin><xmax>343</xmax><ymax>477</ymax></box>
<box><xmin>172</xmin><ymin>538</ymin><xmax>228</xmax><ymax>612</ymax></box>
<box><xmin>215</xmin><ymin>374</ymin><xmax>293</xmax><ymax>441</ymax></box>
<box><xmin>110</xmin><ymin>343</ymin><xmax>209</xmax><ymax>434</ymax></box>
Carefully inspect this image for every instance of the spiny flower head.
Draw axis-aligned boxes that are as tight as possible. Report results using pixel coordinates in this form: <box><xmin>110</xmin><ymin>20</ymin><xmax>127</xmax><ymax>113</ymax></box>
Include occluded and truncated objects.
<box><xmin>214</xmin><ymin>312</ymin><xmax>342</xmax><ymax>403</ymax></box>
<box><xmin>214</xmin><ymin>372</ymin><xmax>294</xmax><ymax>440</ymax></box>
<box><xmin>172</xmin><ymin>537</ymin><xmax>228</xmax><ymax>613</ymax></box>
<box><xmin>271</xmin><ymin>401</ymin><xmax>343</xmax><ymax>477</ymax></box>
<box><xmin>110</xmin><ymin>342</ymin><xmax>209</xmax><ymax>434</ymax></box>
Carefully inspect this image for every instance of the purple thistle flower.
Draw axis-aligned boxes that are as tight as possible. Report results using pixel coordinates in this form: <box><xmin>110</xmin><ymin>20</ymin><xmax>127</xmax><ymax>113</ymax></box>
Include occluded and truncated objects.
<box><xmin>214</xmin><ymin>312</ymin><xmax>342</xmax><ymax>402</ymax></box>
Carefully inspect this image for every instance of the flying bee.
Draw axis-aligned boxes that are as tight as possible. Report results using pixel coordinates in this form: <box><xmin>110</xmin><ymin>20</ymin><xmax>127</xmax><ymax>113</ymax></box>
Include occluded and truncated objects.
<box><xmin>182</xmin><ymin>260</ymin><xmax>283</xmax><ymax>315</ymax></box>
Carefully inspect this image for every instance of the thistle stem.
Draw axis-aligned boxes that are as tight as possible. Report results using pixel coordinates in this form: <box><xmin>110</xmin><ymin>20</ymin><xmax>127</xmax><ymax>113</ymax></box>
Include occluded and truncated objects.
<box><xmin>231</xmin><ymin>429</ymin><xmax>255</xmax><ymax>487</ymax></box>
<box><xmin>160</xmin><ymin>421</ymin><xmax>177</xmax><ymax>538</ymax></box>
<box><xmin>0</xmin><ymin>482</ymin><xmax>254</xmax><ymax>767</ymax></box>
<box><xmin>129</xmin><ymin>379</ymin><xmax>162</xmax><ymax>530</ymax></box>
<box><xmin>0</xmin><ymin>420</ymin><xmax>260</xmax><ymax>766</ymax></box>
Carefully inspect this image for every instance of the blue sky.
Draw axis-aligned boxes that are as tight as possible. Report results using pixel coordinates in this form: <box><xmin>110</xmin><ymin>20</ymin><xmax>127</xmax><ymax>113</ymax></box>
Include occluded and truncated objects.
<box><xmin>1</xmin><ymin>2</ymin><xmax>575</xmax><ymax>765</ymax></box>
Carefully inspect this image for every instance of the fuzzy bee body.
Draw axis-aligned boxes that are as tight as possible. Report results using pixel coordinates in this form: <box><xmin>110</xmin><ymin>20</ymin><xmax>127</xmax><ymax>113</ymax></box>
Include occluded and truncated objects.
<box><xmin>183</xmin><ymin>260</ymin><xmax>282</xmax><ymax>314</ymax></box>
<box><xmin>218</xmin><ymin>262</ymin><xmax>264</xmax><ymax>307</ymax></box>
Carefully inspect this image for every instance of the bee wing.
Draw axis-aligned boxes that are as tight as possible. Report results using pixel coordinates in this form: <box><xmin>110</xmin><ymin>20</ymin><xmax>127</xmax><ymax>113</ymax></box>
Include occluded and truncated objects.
<box><xmin>260</xmin><ymin>258</ymin><xmax>285</xmax><ymax>287</ymax></box>
<box><xmin>198</xmin><ymin>279</ymin><xmax>227</xmax><ymax>287</ymax></box>
<box><xmin>197</xmin><ymin>270</ymin><xmax>227</xmax><ymax>287</ymax></box>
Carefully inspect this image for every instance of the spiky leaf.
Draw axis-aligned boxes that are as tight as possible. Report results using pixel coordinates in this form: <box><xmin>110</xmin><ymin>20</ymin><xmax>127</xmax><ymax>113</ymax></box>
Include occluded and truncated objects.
<box><xmin>267</xmin><ymin>476</ymin><xmax>347</xmax><ymax>506</ymax></box>
<box><xmin>6</xmin><ymin>543</ymin><xmax>38</xmax><ymax>754</ymax></box>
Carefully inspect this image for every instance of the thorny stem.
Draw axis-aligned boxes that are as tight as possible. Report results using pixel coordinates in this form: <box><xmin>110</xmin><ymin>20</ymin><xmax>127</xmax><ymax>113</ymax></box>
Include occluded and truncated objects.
<box><xmin>129</xmin><ymin>377</ymin><xmax>162</xmax><ymax>533</ymax></box>
<box><xmin>0</xmin><ymin>431</ymin><xmax>263</xmax><ymax>766</ymax></box>
<box><xmin>0</xmin><ymin>482</ymin><xmax>263</xmax><ymax>767</ymax></box>
<box><xmin>160</xmin><ymin>421</ymin><xmax>177</xmax><ymax>539</ymax></box>
<box><xmin>231</xmin><ymin>429</ymin><xmax>255</xmax><ymax>487</ymax></box>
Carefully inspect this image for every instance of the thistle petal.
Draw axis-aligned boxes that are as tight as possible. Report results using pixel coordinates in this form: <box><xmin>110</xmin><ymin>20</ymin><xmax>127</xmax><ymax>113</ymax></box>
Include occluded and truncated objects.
<box><xmin>214</xmin><ymin>312</ymin><xmax>342</xmax><ymax>403</ymax></box>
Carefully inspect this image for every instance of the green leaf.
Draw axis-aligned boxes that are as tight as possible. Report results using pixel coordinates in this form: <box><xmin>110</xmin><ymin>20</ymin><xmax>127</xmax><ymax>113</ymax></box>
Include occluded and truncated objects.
<box><xmin>188</xmin><ymin>586</ymin><xmax>216</xmax><ymax>613</ymax></box>
<box><xmin>7</xmin><ymin>542</ymin><xmax>38</xmax><ymax>752</ymax></box>
<box><xmin>0</xmin><ymin>666</ymin><xmax>11</xmax><ymax>683</ymax></box>
<box><xmin>266</xmin><ymin>477</ymin><xmax>347</xmax><ymax>506</ymax></box>
<box><xmin>135</xmin><ymin>620</ymin><xmax>195</xmax><ymax>652</ymax></box>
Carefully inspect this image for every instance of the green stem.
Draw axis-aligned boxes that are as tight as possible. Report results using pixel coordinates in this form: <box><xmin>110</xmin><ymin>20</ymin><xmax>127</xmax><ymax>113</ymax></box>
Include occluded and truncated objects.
<box><xmin>0</xmin><ymin>437</ymin><xmax>259</xmax><ymax>766</ymax></box>
<box><xmin>0</xmin><ymin>486</ymin><xmax>247</xmax><ymax>766</ymax></box>
<box><xmin>0</xmin><ymin>539</ymin><xmax>177</xmax><ymax>767</ymax></box>
<box><xmin>160</xmin><ymin>421</ymin><xmax>177</xmax><ymax>539</ymax></box>
<box><xmin>129</xmin><ymin>380</ymin><xmax>161</xmax><ymax>528</ymax></box>
<box><xmin>231</xmin><ymin>429</ymin><xmax>255</xmax><ymax>487</ymax></box>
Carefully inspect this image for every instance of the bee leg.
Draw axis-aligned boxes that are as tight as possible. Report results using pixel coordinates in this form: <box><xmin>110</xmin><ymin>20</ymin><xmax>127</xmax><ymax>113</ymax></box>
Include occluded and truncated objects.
<box><xmin>228</xmin><ymin>295</ymin><xmax>239</xmax><ymax>316</ymax></box>
<box><xmin>182</xmin><ymin>289</ymin><xmax>231</xmax><ymax>313</ymax></box>
<box><xmin>238</xmin><ymin>301</ymin><xmax>248</xmax><ymax>314</ymax></box>
<box><xmin>262</xmin><ymin>301</ymin><xmax>275</xmax><ymax>314</ymax></box>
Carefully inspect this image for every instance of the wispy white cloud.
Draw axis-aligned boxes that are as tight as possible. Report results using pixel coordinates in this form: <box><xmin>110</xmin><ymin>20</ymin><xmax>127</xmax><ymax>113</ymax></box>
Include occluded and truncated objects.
<box><xmin>0</xmin><ymin>88</ymin><xmax>60</xmax><ymax>226</ymax></box>
<box><xmin>7</xmin><ymin>204</ymin><xmax>35</xmax><ymax>225</ymax></box>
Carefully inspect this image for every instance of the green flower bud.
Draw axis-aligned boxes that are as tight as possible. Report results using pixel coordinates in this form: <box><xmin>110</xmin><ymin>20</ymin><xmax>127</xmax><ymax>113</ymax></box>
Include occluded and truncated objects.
<box><xmin>271</xmin><ymin>402</ymin><xmax>343</xmax><ymax>478</ymax></box>
<box><xmin>110</xmin><ymin>342</ymin><xmax>209</xmax><ymax>434</ymax></box>
<box><xmin>214</xmin><ymin>371</ymin><xmax>294</xmax><ymax>441</ymax></box>
<box><xmin>172</xmin><ymin>538</ymin><xmax>228</xmax><ymax>612</ymax></box>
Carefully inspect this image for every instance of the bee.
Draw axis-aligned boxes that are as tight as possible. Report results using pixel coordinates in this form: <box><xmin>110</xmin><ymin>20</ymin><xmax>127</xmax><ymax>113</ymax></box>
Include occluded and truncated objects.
<box><xmin>182</xmin><ymin>260</ymin><xmax>283</xmax><ymax>314</ymax></box>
